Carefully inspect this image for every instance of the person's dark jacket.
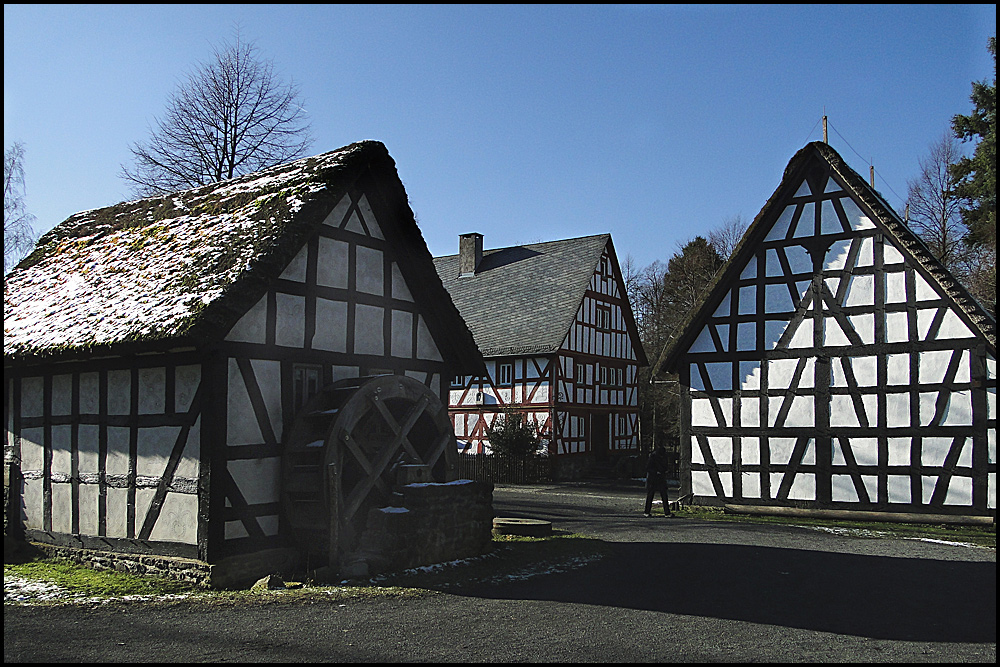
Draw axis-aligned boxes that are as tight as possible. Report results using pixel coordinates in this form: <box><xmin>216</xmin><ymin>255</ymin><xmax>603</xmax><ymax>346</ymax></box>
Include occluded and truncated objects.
<box><xmin>646</xmin><ymin>448</ymin><xmax>669</xmax><ymax>485</ymax></box>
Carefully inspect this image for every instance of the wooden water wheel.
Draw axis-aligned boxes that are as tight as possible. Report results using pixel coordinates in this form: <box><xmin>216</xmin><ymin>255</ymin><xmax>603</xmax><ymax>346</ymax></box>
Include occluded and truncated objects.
<box><xmin>281</xmin><ymin>375</ymin><xmax>458</xmax><ymax>570</ymax></box>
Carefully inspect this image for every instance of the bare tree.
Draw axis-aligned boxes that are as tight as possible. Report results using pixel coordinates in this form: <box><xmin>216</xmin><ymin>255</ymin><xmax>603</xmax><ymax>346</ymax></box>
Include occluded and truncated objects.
<box><xmin>708</xmin><ymin>213</ymin><xmax>748</xmax><ymax>260</ymax></box>
<box><xmin>906</xmin><ymin>133</ymin><xmax>967</xmax><ymax>276</ymax></box>
<box><xmin>121</xmin><ymin>30</ymin><xmax>313</xmax><ymax>196</ymax></box>
<box><xmin>4</xmin><ymin>141</ymin><xmax>38</xmax><ymax>273</ymax></box>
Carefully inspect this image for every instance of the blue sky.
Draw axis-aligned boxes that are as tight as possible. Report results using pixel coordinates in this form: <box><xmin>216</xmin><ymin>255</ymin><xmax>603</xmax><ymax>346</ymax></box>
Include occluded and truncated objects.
<box><xmin>4</xmin><ymin>4</ymin><xmax>996</xmax><ymax>271</ymax></box>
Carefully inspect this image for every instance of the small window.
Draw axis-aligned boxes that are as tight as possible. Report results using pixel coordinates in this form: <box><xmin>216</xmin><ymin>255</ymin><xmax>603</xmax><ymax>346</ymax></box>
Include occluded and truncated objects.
<box><xmin>451</xmin><ymin>375</ymin><xmax>465</xmax><ymax>388</ymax></box>
<box><xmin>599</xmin><ymin>365</ymin><xmax>608</xmax><ymax>386</ymax></box>
<box><xmin>498</xmin><ymin>363</ymin><xmax>513</xmax><ymax>386</ymax></box>
<box><xmin>599</xmin><ymin>256</ymin><xmax>610</xmax><ymax>277</ymax></box>
<box><xmin>293</xmin><ymin>364</ymin><xmax>323</xmax><ymax>411</ymax></box>
<box><xmin>575</xmin><ymin>362</ymin><xmax>586</xmax><ymax>384</ymax></box>
<box><xmin>595</xmin><ymin>305</ymin><xmax>611</xmax><ymax>331</ymax></box>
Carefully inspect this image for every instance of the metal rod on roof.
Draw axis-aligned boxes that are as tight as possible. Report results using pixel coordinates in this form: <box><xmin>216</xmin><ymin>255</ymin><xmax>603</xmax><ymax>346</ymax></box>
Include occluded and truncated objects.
<box><xmin>822</xmin><ymin>116</ymin><xmax>828</xmax><ymax>144</ymax></box>
<box><xmin>870</xmin><ymin>165</ymin><xmax>875</xmax><ymax>188</ymax></box>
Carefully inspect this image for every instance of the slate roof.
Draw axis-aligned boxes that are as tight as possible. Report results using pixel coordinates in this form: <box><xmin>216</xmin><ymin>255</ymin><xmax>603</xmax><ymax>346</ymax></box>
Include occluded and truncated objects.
<box><xmin>4</xmin><ymin>141</ymin><xmax>483</xmax><ymax>373</ymax></box>
<box><xmin>433</xmin><ymin>233</ymin><xmax>647</xmax><ymax>364</ymax></box>
<box><xmin>657</xmin><ymin>141</ymin><xmax>997</xmax><ymax>374</ymax></box>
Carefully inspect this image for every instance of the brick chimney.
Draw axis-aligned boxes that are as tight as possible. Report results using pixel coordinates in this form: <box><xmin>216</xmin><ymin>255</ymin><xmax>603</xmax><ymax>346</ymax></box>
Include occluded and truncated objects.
<box><xmin>459</xmin><ymin>233</ymin><xmax>483</xmax><ymax>277</ymax></box>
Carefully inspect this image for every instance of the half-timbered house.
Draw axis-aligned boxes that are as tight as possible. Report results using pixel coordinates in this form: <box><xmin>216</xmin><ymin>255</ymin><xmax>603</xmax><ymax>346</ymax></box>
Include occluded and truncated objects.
<box><xmin>433</xmin><ymin>233</ymin><xmax>648</xmax><ymax>480</ymax></box>
<box><xmin>657</xmin><ymin>141</ymin><xmax>996</xmax><ymax>518</ymax></box>
<box><xmin>4</xmin><ymin>141</ymin><xmax>485</xmax><ymax>584</ymax></box>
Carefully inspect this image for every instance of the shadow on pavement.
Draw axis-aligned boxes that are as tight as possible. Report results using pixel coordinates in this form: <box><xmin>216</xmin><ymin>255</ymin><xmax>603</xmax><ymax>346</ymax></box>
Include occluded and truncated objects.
<box><xmin>458</xmin><ymin>540</ymin><xmax>996</xmax><ymax>644</ymax></box>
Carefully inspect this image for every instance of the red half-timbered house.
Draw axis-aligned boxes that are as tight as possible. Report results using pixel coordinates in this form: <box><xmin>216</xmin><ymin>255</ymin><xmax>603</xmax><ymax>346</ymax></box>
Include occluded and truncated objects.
<box><xmin>434</xmin><ymin>233</ymin><xmax>648</xmax><ymax>480</ymax></box>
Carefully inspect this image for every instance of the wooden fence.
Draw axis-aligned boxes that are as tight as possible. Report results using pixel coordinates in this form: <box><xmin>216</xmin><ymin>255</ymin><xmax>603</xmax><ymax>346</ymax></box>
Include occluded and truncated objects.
<box><xmin>455</xmin><ymin>454</ymin><xmax>552</xmax><ymax>484</ymax></box>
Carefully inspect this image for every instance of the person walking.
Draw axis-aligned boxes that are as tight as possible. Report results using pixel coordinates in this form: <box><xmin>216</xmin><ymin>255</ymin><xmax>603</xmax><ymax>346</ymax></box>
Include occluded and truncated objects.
<box><xmin>644</xmin><ymin>444</ymin><xmax>672</xmax><ymax>517</ymax></box>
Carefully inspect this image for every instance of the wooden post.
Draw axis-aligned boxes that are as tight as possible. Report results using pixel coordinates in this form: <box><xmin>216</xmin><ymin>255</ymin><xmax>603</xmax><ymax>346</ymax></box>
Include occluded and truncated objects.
<box><xmin>870</xmin><ymin>165</ymin><xmax>875</xmax><ymax>188</ymax></box>
<box><xmin>327</xmin><ymin>461</ymin><xmax>339</xmax><ymax>572</ymax></box>
<box><xmin>822</xmin><ymin>115</ymin><xmax>828</xmax><ymax>144</ymax></box>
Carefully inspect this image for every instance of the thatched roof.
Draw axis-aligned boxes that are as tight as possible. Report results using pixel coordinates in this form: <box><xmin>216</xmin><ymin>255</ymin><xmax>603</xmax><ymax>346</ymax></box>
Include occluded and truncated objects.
<box><xmin>657</xmin><ymin>141</ymin><xmax>996</xmax><ymax>374</ymax></box>
<box><xmin>4</xmin><ymin>141</ymin><xmax>482</xmax><ymax>373</ymax></box>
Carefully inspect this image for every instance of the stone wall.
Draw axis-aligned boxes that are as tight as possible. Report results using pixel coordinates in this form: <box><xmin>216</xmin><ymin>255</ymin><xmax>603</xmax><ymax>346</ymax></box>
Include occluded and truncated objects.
<box><xmin>348</xmin><ymin>479</ymin><xmax>494</xmax><ymax>576</ymax></box>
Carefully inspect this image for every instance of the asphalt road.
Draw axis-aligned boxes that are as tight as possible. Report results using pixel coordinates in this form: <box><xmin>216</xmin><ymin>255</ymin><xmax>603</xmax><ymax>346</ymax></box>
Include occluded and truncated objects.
<box><xmin>4</xmin><ymin>481</ymin><xmax>996</xmax><ymax>663</ymax></box>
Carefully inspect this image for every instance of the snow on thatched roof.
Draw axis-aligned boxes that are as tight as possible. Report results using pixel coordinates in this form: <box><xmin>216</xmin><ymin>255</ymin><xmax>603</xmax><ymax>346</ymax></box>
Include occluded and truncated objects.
<box><xmin>4</xmin><ymin>141</ymin><xmax>481</xmax><ymax>370</ymax></box>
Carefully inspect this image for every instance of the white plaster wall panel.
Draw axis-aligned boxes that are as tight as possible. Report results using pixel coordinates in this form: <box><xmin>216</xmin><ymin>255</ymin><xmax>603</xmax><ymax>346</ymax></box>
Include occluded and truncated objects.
<box><xmin>736</xmin><ymin>322</ymin><xmax>755</xmax><ymax>351</ymax></box>
<box><xmin>855</xmin><ymin>237</ymin><xmax>874</xmax><ymax>267</ymax></box>
<box><xmin>920</xmin><ymin>477</ymin><xmax>937</xmax><ymax>505</ymax></box>
<box><xmin>344</xmin><ymin>210</ymin><xmax>366</xmax><ymax>235</ymax></box>
<box><xmin>888</xmin><ymin>475</ymin><xmax>911</xmax><ymax>503</ymax></box>
<box><xmin>108</xmin><ymin>370</ymin><xmax>132</xmax><ymax>415</ymax></box>
<box><xmin>793</xmin><ymin>203</ymin><xmax>815</xmax><ymax>238</ymax></box>
<box><xmin>840</xmin><ymin>198</ymin><xmax>876</xmax><ymax>231</ymax></box>
<box><xmin>830</xmin><ymin>395</ymin><xmax>860</xmax><ymax>427</ymax></box>
<box><xmin>175</xmin><ymin>365</ymin><xmax>201</xmax><ymax>414</ymax></box>
<box><xmin>765</xmin><ymin>205</ymin><xmax>796</xmax><ymax>241</ymax></box>
<box><xmin>764</xmin><ymin>284</ymin><xmax>795</xmax><ymax>314</ymax></box>
<box><xmin>824</xmin><ymin>180</ymin><xmax>843</xmax><ymax>194</ymax></box>
<box><xmin>832</xmin><ymin>475</ymin><xmax>858</xmax><ymax>502</ymax></box>
<box><xmin>713</xmin><ymin>292</ymin><xmax>732</xmax><ymax>317</ymax></box>
<box><xmin>78</xmin><ymin>371</ymin><xmax>99</xmax><ymax>414</ymax></box>
<box><xmin>884</xmin><ymin>272</ymin><xmax>907</xmax><ymax>304</ymax></box>
<box><xmin>702</xmin><ymin>362</ymin><xmax>732</xmax><ymax>391</ymax></box>
<box><xmin>885</xmin><ymin>393</ymin><xmax>910</xmax><ymax>427</ymax></box>
<box><xmin>357</xmin><ymin>194</ymin><xmax>384</xmax><ymax>240</ymax></box>
<box><xmin>689</xmin><ymin>326</ymin><xmax>717</xmax><ymax>354</ymax></box>
<box><xmin>391</xmin><ymin>264</ymin><xmax>414</xmax><ymax>301</ymax></box>
<box><xmin>322</xmin><ymin>194</ymin><xmax>351</xmax><ymax>228</ymax></box>
<box><xmin>738</xmin><ymin>286</ymin><xmax>756</xmax><ymax>315</ymax></box>
<box><xmin>416</xmin><ymin>317</ymin><xmax>443</xmax><ymax>362</ymax></box>
<box><xmin>940</xmin><ymin>391</ymin><xmax>973</xmax><ymax>427</ymax></box>
<box><xmin>51</xmin><ymin>374</ymin><xmax>72</xmax><ymax>415</ymax></box>
<box><xmin>788</xmin><ymin>473</ymin><xmax>815</xmax><ymax>501</ymax></box>
<box><xmin>781</xmin><ymin>396</ymin><xmax>814</xmax><ymax>428</ymax></box>
<box><xmin>740</xmin><ymin>397</ymin><xmax>760</xmax><ymax>427</ymax></box>
<box><xmin>820</xmin><ymin>200</ymin><xmax>842</xmax><ymax>235</ymax></box>
<box><xmin>275</xmin><ymin>293</ymin><xmax>306</xmax><ymax>348</ymax></box>
<box><xmin>106</xmin><ymin>487</ymin><xmax>128</xmax><ymax>538</ymax></box>
<box><xmin>252</xmin><ymin>359</ymin><xmax>282</xmax><ymax>442</ymax></box>
<box><xmin>313</xmin><ymin>297</ymin><xmax>349</xmax><ymax>353</ymax></box>
<box><xmin>317</xmin><ymin>236</ymin><xmax>350</xmax><ymax>288</ymax></box>
<box><xmin>20</xmin><ymin>429</ymin><xmax>43</xmax><ymax>470</ymax></box>
<box><xmin>356</xmin><ymin>245</ymin><xmax>384</xmax><ymax>296</ymax></box>
<box><xmin>692</xmin><ymin>471</ymin><xmax>715</xmax><ymax>497</ymax></box>
<box><xmin>886</xmin><ymin>354</ymin><xmax>909</xmax><ymax>385</ymax></box>
<box><xmin>769</xmin><ymin>438</ymin><xmax>797</xmax><ymax>465</ymax></box>
<box><xmin>843</xmin><ymin>275</ymin><xmax>874</xmax><ymax>308</ymax></box>
<box><xmin>226</xmin><ymin>360</ymin><xmax>263</xmax><ymax>446</ymax></box>
<box><xmin>279</xmin><ymin>245</ymin><xmax>309</xmax><ymax>282</ymax></box>
<box><xmin>51</xmin><ymin>425</ymin><xmax>72</xmax><ymax>475</ymax></box>
<box><xmin>691</xmin><ymin>398</ymin><xmax>716</xmax><ymax>427</ymax></box>
<box><xmin>740</xmin><ymin>256</ymin><xmax>758</xmax><ymax>280</ymax></box>
<box><xmin>136</xmin><ymin>426</ymin><xmax>181</xmax><ymax>477</ymax></box>
<box><xmin>743</xmin><ymin>437</ymin><xmax>760</xmax><ymax>465</ymax></box>
<box><xmin>354</xmin><ymin>304</ymin><xmax>385</xmax><ymax>356</ymax></box>
<box><xmin>148</xmin><ymin>492</ymin><xmax>198</xmax><ymax>544</ymax></box>
<box><xmin>794</xmin><ymin>181</ymin><xmax>813</xmax><ymax>197</ymax></box>
<box><xmin>989</xmin><ymin>473</ymin><xmax>996</xmax><ymax>510</ymax></box>
<box><xmin>259</xmin><ymin>516</ymin><xmax>280</xmax><ymax>537</ymax></box>
<box><xmin>743</xmin><ymin>473</ymin><xmax>761</xmax><ymax>498</ymax></box>
<box><xmin>391</xmin><ymin>310</ymin><xmax>413</xmax><ymax>358</ymax></box>
<box><xmin>914</xmin><ymin>273</ymin><xmax>939</xmax><ymax>302</ymax></box>
<box><xmin>175</xmin><ymin>416</ymin><xmax>200</xmax><ymax>479</ymax></box>
<box><xmin>714</xmin><ymin>324</ymin><xmax>730</xmax><ymax>352</ymax></box>
<box><xmin>226</xmin><ymin>521</ymin><xmax>249</xmax><ymax>539</ymax></box>
<box><xmin>228</xmin><ymin>457</ymin><xmax>282</xmax><ymax>505</ymax></box>
<box><xmin>51</xmin><ymin>483</ymin><xmax>73</xmax><ymax>534</ymax></box>
<box><xmin>916</xmin><ymin>309</ymin><xmax>937</xmax><ymax>340</ymax></box>
<box><xmin>138</xmin><ymin>367</ymin><xmax>166</xmax><ymax>415</ymax></box>
<box><xmin>957</xmin><ymin>438</ymin><xmax>973</xmax><ymax>468</ymax></box>
<box><xmin>78</xmin><ymin>425</ymin><xmax>100</xmax><ymax>474</ymax></box>
<box><xmin>23</xmin><ymin>478</ymin><xmax>43</xmax><ymax>529</ymax></box>
<box><xmin>825</xmin><ymin>239</ymin><xmax>852</xmax><ymax>271</ymax></box>
<box><xmin>788</xmin><ymin>318</ymin><xmax>813</xmax><ymax>349</ymax></box>
<box><xmin>852</xmin><ymin>317</ymin><xmax>876</xmax><ymax>350</ymax></box>
<box><xmin>887</xmin><ymin>437</ymin><xmax>910</xmax><ymax>466</ymax></box>
<box><xmin>79</xmin><ymin>484</ymin><xmax>100</xmax><ymax>536</ymax></box>
<box><xmin>945</xmin><ymin>477</ymin><xmax>973</xmax><ymax>506</ymax></box>
<box><xmin>717</xmin><ymin>472</ymin><xmax>733</xmax><ymax>497</ymax></box>
<box><xmin>824</xmin><ymin>317</ymin><xmax>852</xmax><ymax>347</ymax></box>
<box><xmin>938</xmin><ymin>310</ymin><xmax>975</xmax><ymax>340</ymax></box>
<box><xmin>107</xmin><ymin>427</ymin><xmax>131</xmax><ymax>475</ymax></box>
<box><xmin>21</xmin><ymin>376</ymin><xmax>44</xmax><ymax>418</ymax></box>
<box><xmin>919</xmin><ymin>350</ymin><xmax>954</xmax><ymax>385</ymax></box>
<box><xmin>885</xmin><ymin>312</ymin><xmax>909</xmax><ymax>343</ymax></box>
<box><xmin>883</xmin><ymin>242</ymin><xmax>905</xmax><ymax>265</ymax></box>
<box><xmin>331</xmin><ymin>365</ymin><xmax>359</xmax><ymax>383</ymax></box>
<box><xmin>225</xmin><ymin>295</ymin><xmax>267</xmax><ymax>344</ymax></box>
<box><xmin>709</xmin><ymin>437</ymin><xmax>732</xmax><ymax>464</ymax></box>
<box><xmin>852</xmin><ymin>438</ymin><xmax>879</xmax><ymax>466</ymax></box>
<box><xmin>989</xmin><ymin>386</ymin><xmax>996</xmax><ymax>421</ymax></box>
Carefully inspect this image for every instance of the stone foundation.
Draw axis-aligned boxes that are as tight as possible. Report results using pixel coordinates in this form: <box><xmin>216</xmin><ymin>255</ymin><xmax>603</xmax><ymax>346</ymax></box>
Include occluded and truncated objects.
<box><xmin>348</xmin><ymin>479</ymin><xmax>494</xmax><ymax>576</ymax></box>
